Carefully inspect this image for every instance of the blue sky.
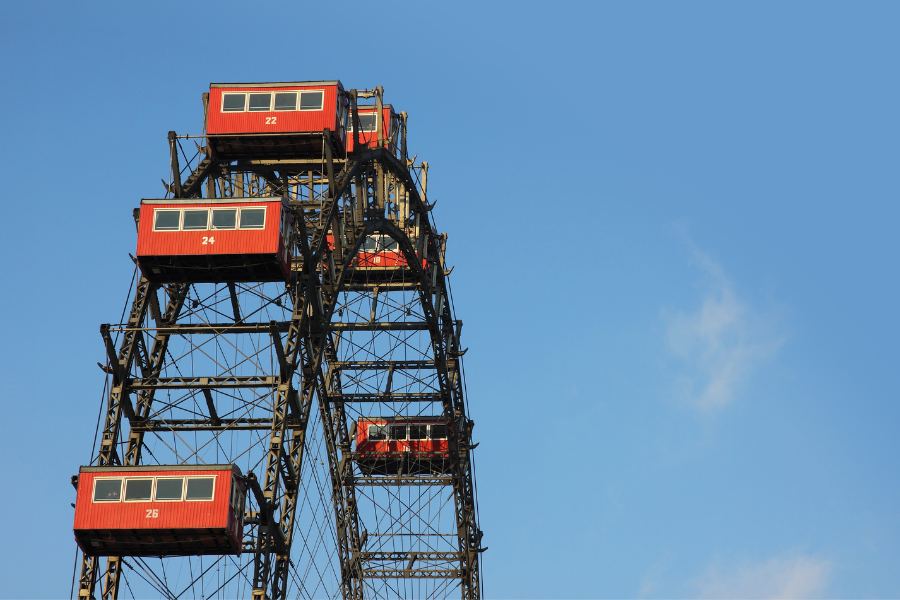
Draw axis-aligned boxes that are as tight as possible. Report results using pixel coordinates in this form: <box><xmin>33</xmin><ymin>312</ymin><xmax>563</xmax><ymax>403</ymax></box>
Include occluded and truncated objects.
<box><xmin>1</xmin><ymin>1</ymin><xmax>899</xmax><ymax>597</ymax></box>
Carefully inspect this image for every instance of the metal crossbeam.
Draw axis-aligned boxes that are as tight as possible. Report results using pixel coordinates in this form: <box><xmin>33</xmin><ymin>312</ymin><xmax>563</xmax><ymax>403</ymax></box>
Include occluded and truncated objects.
<box><xmin>360</xmin><ymin>551</ymin><xmax>463</xmax><ymax>562</ymax></box>
<box><xmin>131</xmin><ymin>418</ymin><xmax>280</xmax><ymax>431</ymax></box>
<box><xmin>352</xmin><ymin>476</ymin><xmax>454</xmax><ymax>486</ymax></box>
<box><xmin>334</xmin><ymin>392</ymin><xmax>447</xmax><ymax>403</ymax></box>
<box><xmin>330</xmin><ymin>321</ymin><xmax>430</xmax><ymax>331</ymax></box>
<box><xmin>330</xmin><ymin>360</ymin><xmax>437</xmax><ymax>370</ymax></box>
<box><xmin>127</xmin><ymin>375</ymin><xmax>277</xmax><ymax>389</ymax></box>
<box><xmin>361</xmin><ymin>569</ymin><xmax>463</xmax><ymax>579</ymax></box>
<box><xmin>112</xmin><ymin>322</ymin><xmax>291</xmax><ymax>335</ymax></box>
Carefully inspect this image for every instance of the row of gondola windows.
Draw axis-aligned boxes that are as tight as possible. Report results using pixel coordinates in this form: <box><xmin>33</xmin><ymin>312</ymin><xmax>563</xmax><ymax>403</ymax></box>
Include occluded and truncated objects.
<box><xmin>368</xmin><ymin>424</ymin><xmax>448</xmax><ymax>441</ymax></box>
<box><xmin>92</xmin><ymin>476</ymin><xmax>216</xmax><ymax>503</ymax></box>
<box><xmin>153</xmin><ymin>207</ymin><xmax>266</xmax><ymax>232</ymax></box>
<box><xmin>222</xmin><ymin>90</ymin><xmax>324</xmax><ymax>112</ymax></box>
<box><xmin>362</xmin><ymin>234</ymin><xmax>400</xmax><ymax>252</ymax></box>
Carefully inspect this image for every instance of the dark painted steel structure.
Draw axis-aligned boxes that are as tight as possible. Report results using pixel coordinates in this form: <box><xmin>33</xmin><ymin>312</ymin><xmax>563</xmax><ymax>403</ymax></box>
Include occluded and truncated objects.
<box><xmin>73</xmin><ymin>85</ymin><xmax>483</xmax><ymax>599</ymax></box>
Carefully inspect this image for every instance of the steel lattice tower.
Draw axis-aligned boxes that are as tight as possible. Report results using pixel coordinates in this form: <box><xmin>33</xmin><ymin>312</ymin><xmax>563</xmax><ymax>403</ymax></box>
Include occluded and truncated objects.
<box><xmin>73</xmin><ymin>86</ymin><xmax>484</xmax><ymax>599</ymax></box>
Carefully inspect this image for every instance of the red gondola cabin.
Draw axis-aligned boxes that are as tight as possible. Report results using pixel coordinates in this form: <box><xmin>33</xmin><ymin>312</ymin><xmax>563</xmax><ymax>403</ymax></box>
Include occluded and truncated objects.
<box><xmin>136</xmin><ymin>197</ymin><xmax>292</xmax><ymax>283</ymax></box>
<box><xmin>73</xmin><ymin>464</ymin><xmax>246</xmax><ymax>557</ymax></box>
<box><xmin>355</xmin><ymin>417</ymin><xmax>450</xmax><ymax>475</ymax></box>
<box><xmin>346</xmin><ymin>104</ymin><xmax>398</xmax><ymax>153</ymax></box>
<box><xmin>206</xmin><ymin>81</ymin><xmax>348</xmax><ymax>159</ymax></box>
<box><xmin>326</xmin><ymin>233</ymin><xmax>427</xmax><ymax>277</ymax></box>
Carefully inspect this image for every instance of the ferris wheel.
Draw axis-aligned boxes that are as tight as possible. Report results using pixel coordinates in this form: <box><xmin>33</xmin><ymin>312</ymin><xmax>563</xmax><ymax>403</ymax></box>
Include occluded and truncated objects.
<box><xmin>71</xmin><ymin>81</ymin><xmax>484</xmax><ymax>599</ymax></box>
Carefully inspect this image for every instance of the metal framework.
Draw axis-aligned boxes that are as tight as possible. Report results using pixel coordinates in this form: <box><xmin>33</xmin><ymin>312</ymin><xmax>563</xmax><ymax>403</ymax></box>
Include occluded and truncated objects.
<box><xmin>74</xmin><ymin>86</ymin><xmax>484</xmax><ymax>599</ymax></box>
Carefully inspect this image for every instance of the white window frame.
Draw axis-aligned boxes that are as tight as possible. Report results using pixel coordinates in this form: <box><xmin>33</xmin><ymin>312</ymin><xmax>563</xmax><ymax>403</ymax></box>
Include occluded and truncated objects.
<box><xmin>247</xmin><ymin>92</ymin><xmax>274</xmax><ymax>112</ymax></box>
<box><xmin>428</xmin><ymin>424</ymin><xmax>448</xmax><ymax>440</ymax></box>
<box><xmin>92</xmin><ymin>477</ymin><xmax>124</xmax><ymax>503</ymax></box>
<box><xmin>184</xmin><ymin>475</ymin><xmax>217</xmax><ymax>502</ymax></box>
<box><xmin>152</xmin><ymin>209</ymin><xmax>182</xmax><ymax>232</ymax></box>
<box><xmin>238</xmin><ymin>206</ymin><xmax>267</xmax><ymax>230</ymax></box>
<box><xmin>221</xmin><ymin>92</ymin><xmax>248</xmax><ymax>112</ymax></box>
<box><xmin>379</xmin><ymin>235</ymin><xmax>400</xmax><ymax>253</ymax></box>
<box><xmin>273</xmin><ymin>91</ymin><xmax>298</xmax><ymax>112</ymax></box>
<box><xmin>348</xmin><ymin>111</ymin><xmax>378</xmax><ymax>133</ymax></box>
<box><xmin>153</xmin><ymin>476</ymin><xmax>185</xmax><ymax>502</ymax></box>
<box><xmin>152</xmin><ymin>205</ymin><xmax>269</xmax><ymax>232</ymax></box>
<box><xmin>182</xmin><ymin>208</ymin><xmax>211</xmax><ymax>231</ymax></box>
<box><xmin>298</xmin><ymin>90</ymin><xmax>325</xmax><ymax>111</ymax></box>
<box><xmin>407</xmin><ymin>423</ymin><xmax>429</xmax><ymax>441</ymax></box>
<box><xmin>367</xmin><ymin>424</ymin><xmax>388</xmax><ymax>441</ymax></box>
<box><xmin>210</xmin><ymin>208</ymin><xmax>238</xmax><ymax>230</ymax></box>
<box><xmin>387</xmin><ymin>423</ymin><xmax>409</xmax><ymax>441</ymax></box>
<box><xmin>89</xmin><ymin>474</ymin><xmax>221</xmax><ymax>503</ymax></box>
<box><xmin>361</xmin><ymin>234</ymin><xmax>380</xmax><ymax>253</ymax></box>
<box><xmin>122</xmin><ymin>477</ymin><xmax>155</xmax><ymax>503</ymax></box>
<box><xmin>220</xmin><ymin>89</ymin><xmax>325</xmax><ymax>112</ymax></box>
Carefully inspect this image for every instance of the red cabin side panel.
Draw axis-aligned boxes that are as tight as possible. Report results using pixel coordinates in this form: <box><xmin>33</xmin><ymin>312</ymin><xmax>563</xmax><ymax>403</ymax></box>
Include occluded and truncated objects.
<box><xmin>73</xmin><ymin>468</ymin><xmax>235</xmax><ymax>533</ymax></box>
<box><xmin>356</xmin><ymin>250</ymin><xmax>414</xmax><ymax>269</ymax></box>
<box><xmin>73</xmin><ymin>466</ymin><xmax>244</xmax><ymax>556</ymax></box>
<box><xmin>207</xmin><ymin>84</ymin><xmax>341</xmax><ymax>136</ymax></box>
<box><xmin>325</xmin><ymin>233</ymin><xmax>426</xmax><ymax>272</ymax></box>
<box><xmin>355</xmin><ymin>418</ymin><xmax>449</xmax><ymax>456</ymax></box>
<box><xmin>357</xmin><ymin>439</ymin><xmax>450</xmax><ymax>455</ymax></box>
<box><xmin>355</xmin><ymin>417</ymin><xmax>385</xmax><ymax>449</ymax></box>
<box><xmin>136</xmin><ymin>201</ymin><xmax>283</xmax><ymax>258</ymax></box>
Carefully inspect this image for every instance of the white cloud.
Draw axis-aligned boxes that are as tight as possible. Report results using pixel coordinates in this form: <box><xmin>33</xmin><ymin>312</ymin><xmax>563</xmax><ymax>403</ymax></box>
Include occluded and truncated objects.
<box><xmin>693</xmin><ymin>554</ymin><xmax>832</xmax><ymax>599</ymax></box>
<box><xmin>664</xmin><ymin>242</ymin><xmax>783</xmax><ymax>411</ymax></box>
